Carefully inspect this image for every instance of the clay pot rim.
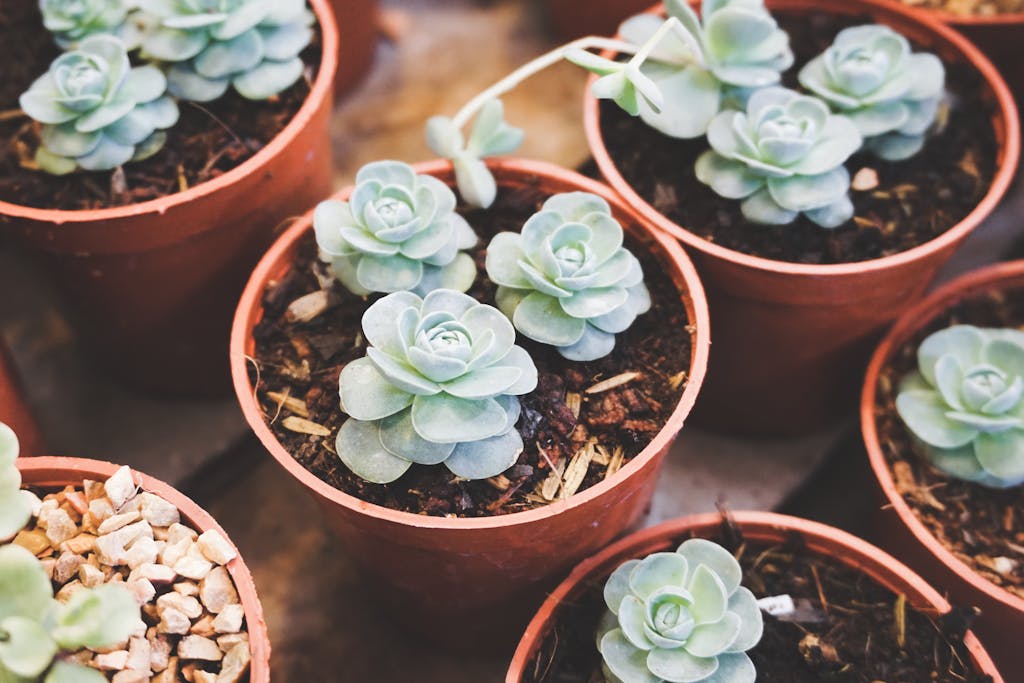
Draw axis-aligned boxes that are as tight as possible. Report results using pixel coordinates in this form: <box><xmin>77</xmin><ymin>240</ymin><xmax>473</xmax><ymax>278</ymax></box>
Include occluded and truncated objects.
<box><xmin>860</xmin><ymin>260</ymin><xmax>1024</xmax><ymax>615</ymax></box>
<box><xmin>230</xmin><ymin>156</ymin><xmax>711</xmax><ymax>531</ymax></box>
<box><xmin>0</xmin><ymin>0</ymin><xmax>339</xmax><ymax>226</ymax></box>
<box><xmin>16</xmin><ymin>455</ymin><xmax>271</xmax><ymax>683</ymax></box>
<box><xmin>909</xmin><ymin>4</ymin><xmax>1024</xmax><ymax>26</ymax></box>
<box><xmin>506</xmin><ymin>510</ymin><xmax>1003</xmax><ymax>682</ymax></box>
<box><xmin>583</xmin><ymin>0</ymin><xmax>1021</xmax><ymax>278</ymax></box>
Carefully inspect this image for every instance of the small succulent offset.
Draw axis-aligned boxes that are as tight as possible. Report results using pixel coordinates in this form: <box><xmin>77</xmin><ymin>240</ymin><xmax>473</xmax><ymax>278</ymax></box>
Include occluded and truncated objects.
<box><xmin>0</xmin><ymin>423</ymin><xmax>33</xmax><ymax>543</ymax></box>
<box><xmin>896</xmin><ymin>325</ymin><xmax>1024</xmax><ymax>489</ymax></box>
<box><xmin>19</xmin><ymin>35</ymin><xmax>179</xmax><ymax>175</ymax></box>
<box><xmin>40</xmin><ymin>0</ymin><xmax>130</xmax><ymax>48</ymax></box>
<box><xmin>799</xmin><ymin>25</ymin><xmax>946</xmax><ymax>161</ymax></box>
<box><xmin>486</xmin><ymin>192</ymin><xmax>650</xmax><ymax>362</ymax></box>
<box><xmin>137</xmin><ymin>0</ymin><xmax>314</xmax><ymax>102</ymax></box>
<box><xmin>572</xmin><ymin>0</ymin><xmax>793</xmax><ymax>139</ymax></box>
<box><xmin>335</xmin><ymin>289</ymin><xmax>538</xmax><ymax>483</ymax></box>
<box><xmin>315</xmin><ymin>161</ymin><xmax>479</xmax><ymax>296</ymax></box>
<box><xmin>426</xmin><ymin>99</ymin><xmax>525</xmax><ymax>209</ymax></box>
<box><xmin>695</xmin><ymin>87</ymin><xmax>862</xmax><ymax>228</ymax></box>
<box><xmin>597</xmin><ymin>539</ymin><xmax>763</xmax><ymax>683</ymax></box>
<box><xmin>0</xmin><ymin>544</ymin><xmax>142</xmax><ymax>682</ymax></box>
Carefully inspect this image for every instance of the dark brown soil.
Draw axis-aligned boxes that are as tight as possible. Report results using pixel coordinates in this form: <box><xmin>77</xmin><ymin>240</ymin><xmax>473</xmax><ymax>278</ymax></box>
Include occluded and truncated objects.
<box><xmin>248</xmin><ymin>178</ymin><xmax>694</xmax><ymax>518</ymax></box>
<box><xmin>874</xmin><ymin>287</ymin><xmax>1024</xmax><ymax>599</ymax></box>
<box><xmin>0</xmin><ymin>3</ymin><xmax>320</xmax><ymax>210</ymax></box>
<box><xmin>600</xmin><ymin>11</ymin><xmax>998</xmax><ymax>265</ymax></box>
<box><xmin>525</xmin><ymin>520</ymin><xmax>992</xmax><ymax>683</ymax></box>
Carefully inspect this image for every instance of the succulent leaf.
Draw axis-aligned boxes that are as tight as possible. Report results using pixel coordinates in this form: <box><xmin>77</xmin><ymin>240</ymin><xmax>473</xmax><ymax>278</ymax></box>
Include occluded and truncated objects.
<box><xmin>40</xmin><ymin>0</ymin><xmax>133</xmax><ymax>49</ymax></box>
<box><xmin>0</xmin><ymin>424</ymin><xmax>30</xmax><ymax>543</ymax></box>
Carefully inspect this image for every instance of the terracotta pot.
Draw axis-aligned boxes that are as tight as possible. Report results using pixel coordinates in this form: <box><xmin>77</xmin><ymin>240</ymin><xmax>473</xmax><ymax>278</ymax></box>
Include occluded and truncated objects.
<box><xmin>861</xmin><ymin>260</ymin><xmax>1024</xmax><ymax>675</ymax></box>
<box><xmin>0</xmin><ymin>340</ymin><xmax>45</xmax><ymax>456</ymax></box>
<box><xmin>545</xmin><ymin>0</ymin><xmax>654</xmax><ymax>39</ymax></box>
<box><xmin>584</xmin><ymin>0</ymin><xmax>1020</xmax><ymax>435</ymax></box>
<box><xmin>507</xmin><ymin>511</ymin><xmax>1005</xmax><ymax>682</ymax></box>
<box><xmin>231</xmin><ymin>158</ymin><xmax>710</xmax><ymax>652</ymax></box>
<box><xmin>0</xmin><ymin>0</ymin><xmax>339</xmax><ymax>396</ymax></box>
<box><xmin>329</xmin><ymin>0</ymin><xmax>378</xmax><ymax>98</ymax></box>
<box><xmin>17</xmin><ymin>456</ymin><xmax>270</xmax><ymax>682</ymax></box>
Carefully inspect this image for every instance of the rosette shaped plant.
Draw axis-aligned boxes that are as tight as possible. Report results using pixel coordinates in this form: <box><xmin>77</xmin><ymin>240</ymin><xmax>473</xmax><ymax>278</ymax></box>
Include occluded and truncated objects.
<box><xmin>336</xmin><ymin>289</ymin><xmax>538</xmax><ymax>484</ymax></box>
<box><xmin>0</xmin><ymin>544</ymin><xmax>142</xmax><ymax>682</ymax></box>
<box><xmin>799</xmin><ymin>25</ymin><xmax>945</xmax><ymax>161</ymax></box>
<box><xmin>0</xmin><ymin>423</ymin><xmax>32</xmax><ymax>542</ymax></box>
<box><xmin>695</xmin><ymin>87</ymin><xmax>862</xmax><ymax>228</ymax></box>
<box><xmin>597</xmin><ymin>539</ymin><xmax>763</xmax><ymax>683</ymax></box>
<box><xmin>486</xmin><ymin>192</ymin><xmax>651</xmax><ymax>362</ymax></box>
<box><xmin>896</xmin><ymin>325</ymin><xmax>1024</xmax><ymax>489</ymax></box>
<box><xmin>137</xmin><ymin>0</ymin><xmax>313</xmax><ymax>101</ymax></box>
<box><xmin>40</xmin><ymin>0</ymin><xmax>129</xmax><ymax>48</ymax></box>
<box><xmin>315</xmin><ymin>162</ymin><xmax>479</xmax><ymax>296</ymax></box>
<box><xmin>586</xmin><ymin>0</ymin><xmax>793</xmax><ymax>138</ymax></box>
<box><xmin>19</xmin><ymin>35</ymin><xmax>179</xmax><ymax>175</ymax></box>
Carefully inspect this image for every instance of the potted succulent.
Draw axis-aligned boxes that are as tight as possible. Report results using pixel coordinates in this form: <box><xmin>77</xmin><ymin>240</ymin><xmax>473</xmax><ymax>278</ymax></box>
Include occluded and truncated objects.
<box><xmin>2</xmin><ymin>421</ymin><xmax>271</xmax><ymax>682</ymax></box>
<box><xmin>0</xmin><ymin>0</ymin><xmax>339</xmax><ymax>394</ymax></box>
<box><xmin>506</xmin><ymin>511</ymin><xmax>1004</xmax><ymax>682</ymax></box>
<box><xmin>862</xmin><ymin>260</ymin><xmax>1024</xmax><ymax>674</ymax></box>
<box><xmin>231</xmin><ymin>156</ymin><xmax>710</xmax><ymax>650</ymax></box>
<box><xmin>329</xmin><ymin>0</ymin><xmax>378</xmax><ymax>97</ymax></box>
<box><xmin>573</xmin><ymin>0</ymin><xmax>1019</xmax><ymax>433</ymax></box>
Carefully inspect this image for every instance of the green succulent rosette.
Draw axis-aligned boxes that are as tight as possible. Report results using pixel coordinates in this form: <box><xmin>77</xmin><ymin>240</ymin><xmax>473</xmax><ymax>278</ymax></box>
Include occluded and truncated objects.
<box><xmin>19</xmin><ymin>35</ymin><xmax>179</xmax><ymax>175</ymax></box>
<box><xmin>799</xmin><ymin>24</ymin><xmax>945</xmax><ymax>161</ymax></box>
<box><xmin>598</xmin><ymin>539</ymin><xmax>763</xmax><ymax>683</ymax></box>
<box><xmin>336</xmin><ymin>289</ymin><xmax>538</xmax><ymax>484</ymax></box>
<box><xmin>315</xmin><ymin>161</ymin><xmax>479</xmax><ymax>297</ymax></box>
<box><xmin>486</xmin><ymin>192</ymin><xmax>650</xmax><ymax>362</ymax></box>
<box><xmin>0</xmin><ymin>423</ymin><xmax>32</xmax><ymax>543</ymax></box>
<box><xmin>137</xmin><ymin>0</ymin><xmax>314</xmax><ymax>101</ymax></box>
<box><xmin>896</xmin><ymin>325</ymin><xmax>1024</xmax><ymax>489</ymax></box>
<box><xmin>40</xmin><ymin>0</ymin><xmax>133</xmax><ymax>48</ymax></box>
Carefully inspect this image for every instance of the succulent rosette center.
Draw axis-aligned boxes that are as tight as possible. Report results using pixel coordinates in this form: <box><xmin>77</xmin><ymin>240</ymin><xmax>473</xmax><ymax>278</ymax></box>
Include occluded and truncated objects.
<box><xmin>896</xmin><ymin>325</ymin><xmax>1024</xmax><ymax>489</ymax></box>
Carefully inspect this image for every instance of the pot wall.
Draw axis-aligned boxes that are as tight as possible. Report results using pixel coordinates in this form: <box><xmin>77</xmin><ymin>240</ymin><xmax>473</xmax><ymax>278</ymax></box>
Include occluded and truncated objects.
<box><xmin>546</xmin><ymin>0</ymin><xmax>653</xmax><ymax>38</ymax></box>
<box><xmin>329</xmin><ymin>0</ymin><xmax>378</xmax><ymax>97</ymax></box>
<box><xmin>861</xmin><ymin>261</ymin><xmax>1024</xmax><ymax>675</ymax></box>
<box><xmin>507</xmin><ymin>511</ymin><xmax>1005</xmax><ymax>682</ymax></box>
<box><xmin>231</xmin><ymin>158</ymin><xmax>710</xmax><ymax>652</ymax></box>
<box><xmin>0</xmin><ymin>0</ymin><xmax>339</xmax><ymax>396</ymax></box>
<box><xmin>0</xmin><ymin>341</ymin><xmax>44</xmax><ymax>456</ymax></box>
<box><xmin>585</xmin><ymin>0</ymin><xmax>1020</xmax><ymax>434</ymax></box>
<box><xmin>16</xmin><ymin>457</ymin><xmax>271</xmax><ymax>683</ymax></box>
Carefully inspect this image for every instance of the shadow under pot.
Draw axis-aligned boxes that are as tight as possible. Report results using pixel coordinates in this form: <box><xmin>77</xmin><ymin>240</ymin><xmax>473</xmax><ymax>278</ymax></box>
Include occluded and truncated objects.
<box><xmin>0</xmin><ymin>0</ymin><xmax>339</xmax><ymax>396</ymax></box>
<box><xmin>506</xmin><ymin>511</ymin><xmax>1004</xmax><ymax>683</ymax></box>
<box><xmin>862</xmin><ymin>260</ymin><xmax>1024</xmax><ymax>675</ymax></box>
<box><xmin>230</xmin><ymin>158</ymin><xmax>710</xmax><ymax>652</ymax></box>
<box><xmin>328</xmin><ymin>0</ymin><xmax>379</xmax><ymax>98</ymax></box>
<box><xmin>584</xmin><ymin>0</ymin><xmax>1020</xmax><ymax>435</ymax></box>
<box><xmin>13</xmin><ymin>456</ymin><xmax>271</xmax><ymax>682</ymax></box>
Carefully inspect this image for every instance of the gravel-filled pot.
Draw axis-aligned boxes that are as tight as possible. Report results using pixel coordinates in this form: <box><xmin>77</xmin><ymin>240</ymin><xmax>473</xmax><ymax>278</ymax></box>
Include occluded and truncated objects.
<box><xmin>507</xmin><ymin>511</ymin><xmax>1004</xmax><ymax>683</ymax></box>
<box><xmin>584</xmin><ymin>0</ymin><xmax>1019</xmax><ymax>434</ymax></box>
<box><xmin>13</xmin><ymin>455</ymin><xmax>271</xmax><ymax>682</ymax></box>
<box><xmin>862</xmin><ymin>260</ymin><xmax>1024</xmax><ymax>674</ymax></box>
<box><xmin>0</xmin><ymin>0</ymin><xmax>339</xmax><ymax>395</ymax></box>
<box><xmin>231</xmin><ymin>158</ymin><xmax>710</xmax><ymax>651</ymax></box>
<box><xmin>329</xmin><ymin>0</ymin><xmax>378</xmax><ymax>97</ymax></box>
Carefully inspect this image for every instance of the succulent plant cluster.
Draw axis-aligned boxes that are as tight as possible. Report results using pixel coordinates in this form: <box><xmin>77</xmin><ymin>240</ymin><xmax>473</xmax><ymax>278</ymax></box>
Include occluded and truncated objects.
<box><xmin>897</xmin><ymin>325</ymin><xmax>1024</xmax><ymax>489</ymax></box>
<box><xmin>598</xmin><ymin>539</ymin><xmax>763</xmax><ymax>683</ymax></box>
<box><xmin>21</xmin><ymin>0</ymin><xmax>315</xmax><ymax>174</ymax></box>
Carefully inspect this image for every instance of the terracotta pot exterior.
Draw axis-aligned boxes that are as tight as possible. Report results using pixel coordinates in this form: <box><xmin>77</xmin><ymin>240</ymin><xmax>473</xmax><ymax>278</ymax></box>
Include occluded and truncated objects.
<box><xmin>0</xmin><ymin>342</ymin><xmax>44</xmax><ymax>456</ymax></box>
<box><xmin>329</xmin><ymin>0</ymin><xmax>378</xmax><ymax>98</ymax></box>
<box><xmin>17</xmin><ymin>457</ymin><xmax>270</xmax><ymax>682</ymax></box>
<box><xmin>0</xmin><ymin>0</ymin><xmax>339</xmax><ymax>396</ymax></box>
<box><xmin>507</xmin><ymin>511</ymin><xmax>1005</xmax><ymax>682</ymax></box>
<box><xmin>546</xmin><ymin>0</ymin><xmax>653</xmax><ymax>38</ymax></box>
<box><xmin>585</xmin><ymin>0</ymin><xmax>1020</xmax><ymax>435</ymax></box>
<box><xmin>861</xmin><ymin>261</ymin><xmax>1024</xmax><ymax>675</ymax></box>
<box><xmin>231</xmin><ymin>158</ymin><xmax>710</xmax><ymax>651</ymax></box>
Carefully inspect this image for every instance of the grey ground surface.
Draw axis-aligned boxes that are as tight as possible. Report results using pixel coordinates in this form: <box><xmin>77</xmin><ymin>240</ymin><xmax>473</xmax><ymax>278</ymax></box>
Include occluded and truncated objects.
<box><xmin>0</xmin><ymin>1</ymin><xmax>1019</xmax><ymax>680</ymax></box>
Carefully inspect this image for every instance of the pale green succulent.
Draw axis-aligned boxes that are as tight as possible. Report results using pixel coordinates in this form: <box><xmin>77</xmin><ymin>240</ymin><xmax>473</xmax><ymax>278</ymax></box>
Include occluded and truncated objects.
<box><xmin>0</xmin><ymin>423</ymin><xmax>32</xmax><ymax>543</ymax></box>
<box><xmin>598</xmin><ymin>539</ymin><xmax>763</xmax><ymax>683</ymax></box>
<box><xmin>336</xmin><ymin>289</ymin><xmax>538</xmax><ymax>483</ymax></box>
<box><xmin>799</xmin><ymin>25</ymin><xmax>946</xmax><ymax>161</ymax></box>
<box><xmin>426</xmin><ymin>99</ymin><xmax>525</xmax><ymax>209</ymax></box>
<box><xmin>137</xmin><ymin>0</ymin><xmax>314</xmax><ymax>101</ymax></box>
<box><xmin>19</xmin><ymin>35</ymin><xmax>178</xmax><ymax>175</ymax></box>
<box><xmin>896</xmin><ymin>325</ymin><xmax>1024</xmax><ymax>489</ymax></box>
<box><xmin>695</xmin><ymin>87</ymin><xmax>862</xmax><ymax>228</ymax></box>
<box><xmin>40</xmin><ymin>0</ymin><xmax>131</xmax><ymax>48</ymax></box>
<box><xmin>570</xmin><ymin>0</ymin><xmax>793</xmax><ymax>139</ymax></box>
<box><xmin>487</xmin><ymin>192</ymin><xmax>650</xmax><ymax>362</ymax></box>
<box><xmin>315</xmin><ymin>161</ymin><xmax>479</xmax><ymax>297</ymax></box>
<box><xmin>0</xmin><ymin>544</ymin><xmax>142</xmax><ymax>683</ymax></box>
